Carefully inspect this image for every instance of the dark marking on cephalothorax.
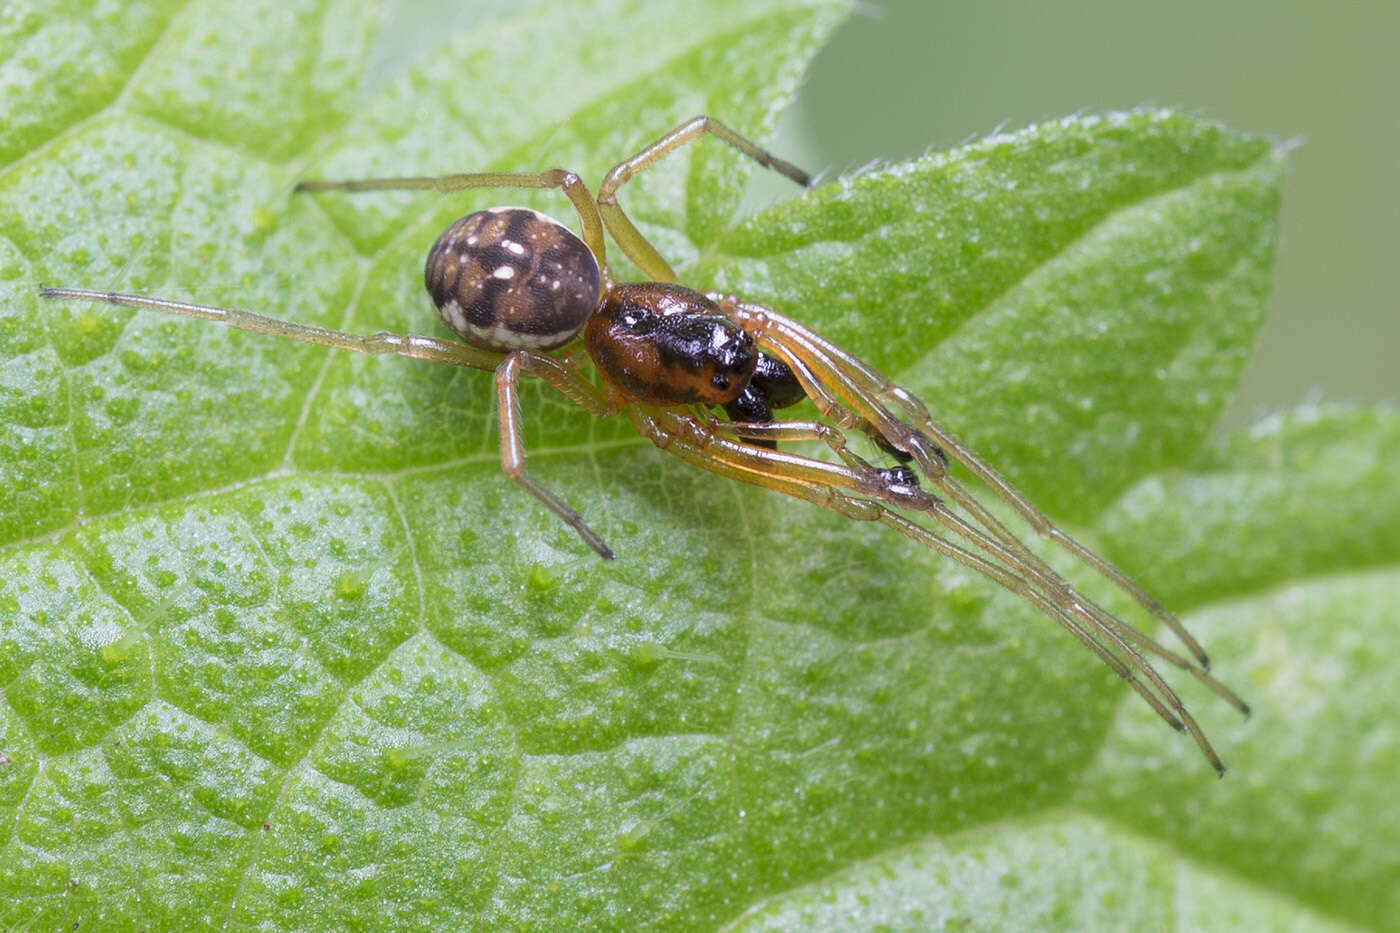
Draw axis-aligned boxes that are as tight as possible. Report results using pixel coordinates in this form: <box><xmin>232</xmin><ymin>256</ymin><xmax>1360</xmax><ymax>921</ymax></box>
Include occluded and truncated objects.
<box><xmin>720</xmin><ymin>353</ymin><xmax>805</xmax><ymax>446</ymax></box>
<box><xmin>424</xmin><ymin>207</ymin><xmax>600</xmax><ymax>352</ymax></box>
<box><xmin>585</xmin><ymin>282</ymin><xmax>756</xmax><ymax>406</ymax></box>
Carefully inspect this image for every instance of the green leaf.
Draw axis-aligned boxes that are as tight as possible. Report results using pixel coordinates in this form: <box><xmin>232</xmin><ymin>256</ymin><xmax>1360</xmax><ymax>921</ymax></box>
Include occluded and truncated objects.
<box><xmin>729</xmin><ymin>814</ymin><xmax>1356</xmax><ymax>932</ymax></box>
<box><xmin>4</xmin><ymin>1</ymin><xmax>1388</xmax><ymax>931</ymax></box>
<box><xmin>729</xmin><ymin>406</ymin><xmax>1400</xmax><ymax>932</ymax></box>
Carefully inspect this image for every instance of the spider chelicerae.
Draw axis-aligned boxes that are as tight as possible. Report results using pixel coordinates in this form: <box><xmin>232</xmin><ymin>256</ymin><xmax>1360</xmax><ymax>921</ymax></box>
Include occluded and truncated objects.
<box><xmin>42</xmin><ymin>116</ymin><xmax>1247</xmax><ymax>773</ymax></box>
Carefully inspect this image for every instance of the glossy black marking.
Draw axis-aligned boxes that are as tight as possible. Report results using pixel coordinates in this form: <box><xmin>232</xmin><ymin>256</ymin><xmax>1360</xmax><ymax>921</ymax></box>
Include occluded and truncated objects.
<box><xmin>720</xmin><ymin>354</ymin><xmax>800</xmax><ymax>447</ymax></box>
<box><xmin>585</xmin><ymin>282</ymin><xmax>756</xmax><ymax>406</ymax></box>
<box><xmin>749</xmin><ymin>353</ymin><xmax>805</xmax><ymax>411</ymax></box>
<box><xmin>723</xmin><ymin>386</ymin><xmax>774</xmax><ymax>431</ymax></box>
<box><xmin>880</xmin><ymin>465</ymin><xmax>920</xmax><ymax>488</ymax></box>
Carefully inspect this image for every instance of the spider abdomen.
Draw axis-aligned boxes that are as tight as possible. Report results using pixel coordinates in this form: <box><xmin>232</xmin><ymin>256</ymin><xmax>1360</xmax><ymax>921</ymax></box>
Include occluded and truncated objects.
<box><xmin>585</xmin><ymin>282</ymin><xmax>756</xmax><ymax>406</ymax></box>
<box><xmin>425</xmin><ymin>207</ymin><xmax>601</xmax><ymax>352</ymax></box>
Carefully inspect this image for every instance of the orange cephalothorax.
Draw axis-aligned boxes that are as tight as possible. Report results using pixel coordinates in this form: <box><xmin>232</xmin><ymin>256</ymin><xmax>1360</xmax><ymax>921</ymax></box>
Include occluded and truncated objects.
<box><xmin>585</xmin><ymin>281</ymin><xmax>756</xmax><ymax>406</ymax></box>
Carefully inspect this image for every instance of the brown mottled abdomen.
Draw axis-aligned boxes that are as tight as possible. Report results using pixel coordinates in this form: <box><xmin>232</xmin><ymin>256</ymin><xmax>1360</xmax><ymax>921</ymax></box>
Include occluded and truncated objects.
<box><xmin>424</xmin><ymin>207</ymin><xmax>601</xmax><ymax>352</ymax></box>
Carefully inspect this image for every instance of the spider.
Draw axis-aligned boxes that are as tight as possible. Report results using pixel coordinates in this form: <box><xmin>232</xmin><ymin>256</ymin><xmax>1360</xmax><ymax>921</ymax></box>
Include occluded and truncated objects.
<box><xmin>41</xmin><ymin>116</ymin><xmax>1247</xmax><ymax>773</ymax></box>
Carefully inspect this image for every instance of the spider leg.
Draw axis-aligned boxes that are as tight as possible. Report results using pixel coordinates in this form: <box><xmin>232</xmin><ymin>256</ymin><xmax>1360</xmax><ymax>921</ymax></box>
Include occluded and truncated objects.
<box><xmin>295</xmin><ymin>169</ymin><xmax>608</xmax><ymax>267</ymax></box>
<box><xmin>702</xmin><ymin>406</ymin><xmax>1245</xmax><ymax>714</ymax></box>
<box><xmin>38</xmin><ymin>288</ymin><xmax>504</xmax><ymax>370</ymax></box>
<box><xmin>701</xmin><ymin>415</ymin><xmax>921</xmax><ymax>490</ymax></box>
<box><xmin>40</xmin><ymin>288</ymin><xmax>626</xmax><ymax>560</ymax></box>
<box><xmin>701</xmin><ymin>409</ymin><xmax>1242</xmax><ymax>707</ymax></box>
<box><xmin>597</xmin><ymin>115</ymin><xmax>812</xmax><ymax>282</ymax></box>
<box><xmin>709</xmin><ymin>299</ymin><xmax>1248</xmax><ymax>749</ymax></box>
<box><xmin>632</xmin><ymin>406</ymin><xmax>1227</xmax><ymax>773</ymax></box>
<box><xmin>719</xmin><ymin>298</ymin><xmax>1236</xmax><ymax>685</ymax></box>
<box><xmin>496</xmin><ymin>351</ymin><xmax>620</xmax><ymax>559</ymax></box>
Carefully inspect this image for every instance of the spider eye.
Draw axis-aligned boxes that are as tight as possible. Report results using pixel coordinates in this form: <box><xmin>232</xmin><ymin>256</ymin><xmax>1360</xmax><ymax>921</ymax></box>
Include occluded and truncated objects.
<box><xmin>711</xmin><ymin>375</ymin><xmax>730</xmax><ymax>391</ymax></box>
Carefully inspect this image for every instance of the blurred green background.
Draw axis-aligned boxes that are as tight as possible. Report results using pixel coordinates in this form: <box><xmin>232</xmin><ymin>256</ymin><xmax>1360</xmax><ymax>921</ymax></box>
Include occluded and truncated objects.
<box><xmin>379</xmin><ymin>0</ymin><xmax>1398</xmax><ymax>428</ymax></box>
<box><xmin>784</xmin><ymin>0</ymin><xmax>1400</xmax><ymax>428</ymax></box>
